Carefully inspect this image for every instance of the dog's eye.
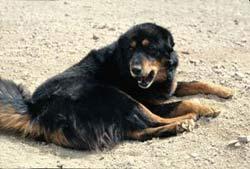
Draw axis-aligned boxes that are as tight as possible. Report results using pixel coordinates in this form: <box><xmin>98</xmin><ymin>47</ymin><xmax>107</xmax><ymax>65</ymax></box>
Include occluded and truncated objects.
<box><xmin>130</xmin><ymin>41</ymin><xmax>136</xmax><ymax>51</ymax></box>
<box><xmin>148</xmin><ymin>45</ymin><xmax>156</xmax><ymax>50</ymax></box>
<box><xmin>147</xmin><ymin>45</ymin><xmax>158</xmax><ymax>54</ymax></box>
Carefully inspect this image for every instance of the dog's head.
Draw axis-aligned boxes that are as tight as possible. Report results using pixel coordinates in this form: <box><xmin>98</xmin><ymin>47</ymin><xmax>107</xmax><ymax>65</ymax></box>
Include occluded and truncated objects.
<box><xmin>118</xmin><ymin>23</ymin><xmax>178</xmax><ymax>89</ymax></box>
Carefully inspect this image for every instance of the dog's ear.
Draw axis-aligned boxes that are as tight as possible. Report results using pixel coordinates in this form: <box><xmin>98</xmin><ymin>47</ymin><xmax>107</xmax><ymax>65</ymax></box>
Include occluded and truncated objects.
<box><xmin>158</xmin><ymin>26</ymin><xmax>175</xmax><ymax>49</ymax></box>
<box><xmin>118</xmin><ymin>35</ymin><xmax>129</xmax><ymax>50</ymax></box>
<box><xmin>169</xmin><ymin>51</ymin><xmax>179</xmax><ymax>68</ymax></box>
<box><xmin>162</xmin><ymin>28</ymin><xmax>175</xmax><ymax>49</ymax></box>
<box><xmin>167</xmin><ymin>33</ymin><xmax>175</xmax><ymax>48</ymax></box>
<box><xmin>117</xmin><ymin>35</ymin><xmax>132</xmax><ymax>58</ymax></box>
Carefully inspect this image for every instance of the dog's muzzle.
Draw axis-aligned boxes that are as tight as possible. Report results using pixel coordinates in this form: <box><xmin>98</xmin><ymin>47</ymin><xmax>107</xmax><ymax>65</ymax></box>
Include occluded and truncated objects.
<box><xmin>130</xmin><ymin>62</ymin><xmax>158</xmax><ymax>89</ymax></box>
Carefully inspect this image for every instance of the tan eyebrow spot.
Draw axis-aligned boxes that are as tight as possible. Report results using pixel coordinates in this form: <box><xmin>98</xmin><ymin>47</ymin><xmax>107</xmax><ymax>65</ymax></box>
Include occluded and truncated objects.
<box><xmin>130</xmin><ymin>41</ymin><xmax>136</xmax><ymax>48</ymax></box>
<box><xmin>142</xmin><ymin>39</ymin><xmax>150</xmax><ymax>47</ymax></box>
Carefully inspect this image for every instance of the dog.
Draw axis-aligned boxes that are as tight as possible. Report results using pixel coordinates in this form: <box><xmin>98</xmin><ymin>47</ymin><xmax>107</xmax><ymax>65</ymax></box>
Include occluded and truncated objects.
<box><xmin>0</xmin><ymin>23</ymin><xmax>233</xmax><ymax>151</ymax></box>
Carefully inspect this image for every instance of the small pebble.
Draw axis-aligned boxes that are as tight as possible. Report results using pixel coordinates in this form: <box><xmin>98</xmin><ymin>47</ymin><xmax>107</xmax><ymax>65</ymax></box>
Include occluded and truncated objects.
<box><xmin>228</xmin><ymin>139</ymin><xmax>238</xmax><ymax>146</ymax></box>
<box><xmin>189</xmin><ymin>59</ymin><xmax>198</xmax><ymax>66</ymax></box>
<box><xmin>233</xmin><ymin>19</ymin><xmax>239</xmax><ymax>25</ymax></box>
<box><xmin>180</xmin><ymin>51</ymin><xmax>190</xmax><ymax>55</ymax></box>
<box><xmin>57</xmin><ymin>164</ymin><xmax>63</xmax><ymax>169</ymax></box>
<box><xmin>232</xmin><ymin>72</ymin><xmax>244</xmax><ymax>80</ymax></box>
<box><xmin>190</xmin><ymin>153</ymin><xmax>199</xmax><ymax>158</ymax></box>
<box><xmin>108</xmin><ymin>27</ymin><xmax>116</xmax><ymax>31</ymax></box>
<box><xmin>92</xmin><ymin>34</ymin><xmax>99</xmax><ymax>40</ymax></box>
<box><xmin>40</xmin><ymin>142</ymin><xmax>48</xmax><ymax>146</ymax></box>
<box><xmin>234</xmin><ymin>142</ymin><xmax>241</xmax><ymax>147</ymax></box>
<box><xmin>98</xmin><ymin>24</ymin><xmax>108</xmax><ymax>29</ymax></box>
<box><xmin>238</xmin><ymin>135</ymin><xmax>250</xmax><ymax>143</ymax></box>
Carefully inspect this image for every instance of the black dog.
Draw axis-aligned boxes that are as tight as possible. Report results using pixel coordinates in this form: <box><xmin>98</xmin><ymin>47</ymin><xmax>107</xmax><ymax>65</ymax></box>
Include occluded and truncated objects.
<box><xmin>0</xmin><ymin>23</ymin><xmax>233</xmax><ymax>150</ymax></box>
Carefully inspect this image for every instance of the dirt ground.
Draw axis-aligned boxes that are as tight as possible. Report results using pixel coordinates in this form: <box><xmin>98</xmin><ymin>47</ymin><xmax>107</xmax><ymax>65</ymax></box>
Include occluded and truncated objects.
<box><xmin>0</xmin><ymin>0</ymin><xmax>249</xmax><ymax>168</ymax></box>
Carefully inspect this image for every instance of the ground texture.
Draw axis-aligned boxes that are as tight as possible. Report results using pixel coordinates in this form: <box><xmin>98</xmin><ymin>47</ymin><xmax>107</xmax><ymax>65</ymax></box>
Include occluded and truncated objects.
<box><xmin>0</xmin><ymin>0</ymin><xmax>249</xmax><ymax>168</ymax></box>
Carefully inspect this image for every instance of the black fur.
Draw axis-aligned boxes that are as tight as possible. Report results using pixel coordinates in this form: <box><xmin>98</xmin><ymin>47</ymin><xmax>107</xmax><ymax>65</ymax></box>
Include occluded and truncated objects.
<box><xmin>0</xmin><ymin>23</ymin><xmax>179</xmax><ymax>150</ymax></box>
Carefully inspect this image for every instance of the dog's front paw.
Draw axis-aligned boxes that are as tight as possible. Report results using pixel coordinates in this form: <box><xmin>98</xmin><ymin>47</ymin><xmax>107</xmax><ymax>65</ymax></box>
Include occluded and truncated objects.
<box><xmin>176</xmin><ymin>119</ymin><xmax>196</xmax><ymax>133</ymax></box>
<box><xmin>198</xmin><ymin>104</ymin><xmax>221</xmax><ymax>118</ymax></box>
<box><xmin>216</xmin><ymin>86</ymin><xmax>234</xmax><ymax>99</ymax></box>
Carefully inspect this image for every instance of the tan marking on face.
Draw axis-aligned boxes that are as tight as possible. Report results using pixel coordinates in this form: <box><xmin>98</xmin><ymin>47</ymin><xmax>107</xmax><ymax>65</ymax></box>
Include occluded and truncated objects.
<box><xmin>154</xmin><ymin>68</ymin><xmax>167</xmax><ymax>82</ymax></box>
<box><xmin>140</xmin><ymin>58</ymin><xmax>161</xmax><ymax>76</ymax></box>
<box><xmin>142</xmin><ymin>39</ymin><xmax>150</xmax><ymax>47</ymax></box>
<box><xmin>130</xmin><ymin>41</ymin><xmax>136</xmax><ymax>48</ymax></box>
<box><xmin>154</xmin><ymin>58</ymin><xmax>170</xmax><ymax>82</ymax></box>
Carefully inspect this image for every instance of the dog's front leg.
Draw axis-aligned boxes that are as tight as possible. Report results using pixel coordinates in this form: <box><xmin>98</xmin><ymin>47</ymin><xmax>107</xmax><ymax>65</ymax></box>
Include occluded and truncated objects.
<box><xmin>174</xmin><ymin>81</ymin><xmax>234</xmax><ymax>99</ymax></box>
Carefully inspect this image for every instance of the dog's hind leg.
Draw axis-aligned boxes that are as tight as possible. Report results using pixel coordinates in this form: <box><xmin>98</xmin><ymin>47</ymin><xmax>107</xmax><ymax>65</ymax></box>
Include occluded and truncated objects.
<box><xmin>86</xmin><ymin>85</ymin><xmax>197</xmax><ymax>128</ymax></box>
<box><xmin>134</xmin><ymin>102</ymin><xmax>198</xmax><ymax>126</ymax></box>
<box><xmin>108</xmin><ymin>88</ymin><xmax>198</xmax><ymax>127</ymax></box>
<box><xmin>174</xmin><ymin>81</ymin><xmax>233</xmax><ymax>99</ymax></box>
<box><xmin>126</xmin><ymin>118</ymin><xmax>195</xmax><ymax>141</ymax></box>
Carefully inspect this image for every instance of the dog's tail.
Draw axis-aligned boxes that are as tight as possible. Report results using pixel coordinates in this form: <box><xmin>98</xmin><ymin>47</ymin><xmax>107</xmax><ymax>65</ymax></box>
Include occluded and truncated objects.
<box><xmin>0</xmin><ymin>78</ymin><xmax>43</xmax><ymax>138</ymax></box>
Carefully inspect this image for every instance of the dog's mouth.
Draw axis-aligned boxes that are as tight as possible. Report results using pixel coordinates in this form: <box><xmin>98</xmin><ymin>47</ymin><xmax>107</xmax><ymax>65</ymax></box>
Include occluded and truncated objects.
<box><xmin>136</xmin><ymin>70</ymin><xmax>156</xmax><ymax>89</ymax></box>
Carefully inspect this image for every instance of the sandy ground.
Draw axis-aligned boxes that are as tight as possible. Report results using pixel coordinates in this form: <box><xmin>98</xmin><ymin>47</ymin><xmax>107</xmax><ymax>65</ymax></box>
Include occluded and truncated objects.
<box><xmin>0</xmin><ymin>0</ymin><xmax>250</xmax><ymax>168</ymax></box>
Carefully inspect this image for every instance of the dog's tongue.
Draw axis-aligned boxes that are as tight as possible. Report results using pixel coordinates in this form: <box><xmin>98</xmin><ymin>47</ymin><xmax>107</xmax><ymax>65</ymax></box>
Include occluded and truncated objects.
<box><xmin>137</xmin><ymin>76</ymin><xmax>151</xmax><ymax>89</ymax></box>
<box><xmin>137</xmin><ymin>71</ymin><xmax>155</xmax><ymax>89</ymax></box>
<box><xmin>138</xmin><ymin>76</ymin><xmax>147</xmax><ymax>83</ymax></box>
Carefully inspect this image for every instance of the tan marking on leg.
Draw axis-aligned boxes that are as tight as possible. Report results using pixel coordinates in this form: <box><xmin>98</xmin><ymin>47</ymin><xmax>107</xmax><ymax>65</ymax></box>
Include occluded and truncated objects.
<box><xmin>48</xmin><ymin>129</ymin><xmax>70</xmax><ymax>147</ymax></box>
<box><xmin>175</xmin><ymin>81</ymin><xmax>234</xmax><ymax>98</ymax></box>
<box><xmin>169</xmin><ymin>100</ymin><xmax>220</xmax><ymax>118</ymax></box>
<box><xmin>114</xmin><ymin>88</ymin><xmax>196</xmax><ymax>126</ymax></box>
<box><xmin>138</xmin><ymin>104</ymin><xmax>198</xmax><ymax>125</ymax></box>
<box><xmin>127</xmin><ymin>119</ymin><xmax>195</xmax><ymax>140</ymax></box>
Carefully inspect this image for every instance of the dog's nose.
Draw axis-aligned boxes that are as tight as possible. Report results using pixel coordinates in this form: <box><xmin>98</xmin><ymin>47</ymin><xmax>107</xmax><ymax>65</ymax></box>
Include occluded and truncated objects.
<box><xmin>131</xmin><ymin>66</ymin><xmax>142</xmax><ymax>76</ymax></box>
